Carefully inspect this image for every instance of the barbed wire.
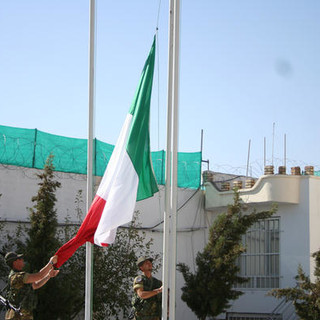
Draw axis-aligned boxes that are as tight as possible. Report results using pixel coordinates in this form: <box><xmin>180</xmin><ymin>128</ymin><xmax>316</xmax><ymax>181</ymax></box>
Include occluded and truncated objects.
<box><xmin>209</xmin><ymin>157</ymin><xmax>320</xmax><ymax>178</ymax></box>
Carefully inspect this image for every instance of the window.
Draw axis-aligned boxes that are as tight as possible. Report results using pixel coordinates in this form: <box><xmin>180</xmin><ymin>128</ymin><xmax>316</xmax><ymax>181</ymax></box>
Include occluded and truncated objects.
<box><xmin>236</xmin><ymin>218</ymin><xmax>280</xmax><ymax>289</ymax></box>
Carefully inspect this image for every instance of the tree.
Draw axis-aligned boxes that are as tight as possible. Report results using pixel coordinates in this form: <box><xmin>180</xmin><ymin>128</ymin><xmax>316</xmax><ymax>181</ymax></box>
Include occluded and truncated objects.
<box><xmin>24</xmin><ymin>154</ymin><xmax>61</xmax><ymax>319</ymax></box>
<box><xmin>54</xmin><ymin>191</ymin><xmax>159</xmax><ymax>320</ymax></box>
<box><xmin>53</xmin><ymin>190</ymin><xmax>86</xmax><ymax>319</ymax></box>
<box><xmin>54</xmin><ymin>188</ymin><xmax>160</xmax><ymax>320</ymax></box>
<box><xmin>177</xmin><ymin>191</ymin><xmax>277</xmax><ymax>320</ymax></box>
<box><xmin>269</xmin><ymin>249</ymin><xmax>320</xmax><ymax>319</ymax></box>
<box><xmin>0</xmin><ymin>155</ymin><xmax>84</xmax><ymax>319</ymax></box>
<box><xmin>92</xmin><ymin>213</ymin><xmax>160</xmax><ymax>320</ymax></box>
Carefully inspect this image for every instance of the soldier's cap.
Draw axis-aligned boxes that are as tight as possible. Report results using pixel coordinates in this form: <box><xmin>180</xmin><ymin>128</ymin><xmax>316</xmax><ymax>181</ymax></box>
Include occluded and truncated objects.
<box><xmin>5</xmin><ymin>252</ymin><xmax>24</xmax><ymax>266</ymax></box>
<box><xmin>137</xmin><ymin>256</ymin><xmax>153</xmax><ymax>267</ymax></box>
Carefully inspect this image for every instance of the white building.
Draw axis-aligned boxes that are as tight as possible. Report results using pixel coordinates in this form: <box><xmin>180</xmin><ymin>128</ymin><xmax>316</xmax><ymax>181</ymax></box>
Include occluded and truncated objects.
<box><xmin>0</xmin><ymin>164</ymin><xmax>319</xmax><ymax>319</ymax></box>
<box><xmin>205</xmin><ymin>168</ymin><xmax>320</xmax><ymax>319</ymax></box>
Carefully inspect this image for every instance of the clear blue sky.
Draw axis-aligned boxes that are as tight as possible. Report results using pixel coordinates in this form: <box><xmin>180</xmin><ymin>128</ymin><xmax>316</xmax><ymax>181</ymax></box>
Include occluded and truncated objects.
<box><xmin>1</xmin><ymin>0</ymin><xmax>320</xmax><ymax>177</ymax></box>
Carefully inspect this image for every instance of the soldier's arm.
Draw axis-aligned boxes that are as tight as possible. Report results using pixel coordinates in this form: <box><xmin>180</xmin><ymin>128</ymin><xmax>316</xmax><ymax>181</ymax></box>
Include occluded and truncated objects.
<box><xmin>24</xmin><ymin>256</ymin><xmax>58</xmax><ymax>285</ymax></box>
<box><xmin>32</xmin><ymin>269</ymin><xmax>59</xmax><ymax>290</ymax></box>
<box><xmin>136</xmin><ymin>286</ymin><xmax>162</xmax><ymax>300</ymax></box>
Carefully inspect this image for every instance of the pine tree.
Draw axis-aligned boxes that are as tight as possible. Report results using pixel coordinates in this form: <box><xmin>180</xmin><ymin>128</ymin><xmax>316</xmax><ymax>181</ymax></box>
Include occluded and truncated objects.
<box><xmin>269</xmin><ymin>249</ymin><xmax>320</xmax><ymax>319</ymax></box>
<box><xmin>177</xmin><ymin>191</ymin><xmax>277</xmax><ymax>320</ymax></box>
<box><xmin>26</xmin><ymin>154</ymin><xmax>60</xmax><ymax>267</ymax></box>
<box><xmin>24</xmin><ymin>154</ymin><xmax>61</xmax><ymax>319</ymax></box>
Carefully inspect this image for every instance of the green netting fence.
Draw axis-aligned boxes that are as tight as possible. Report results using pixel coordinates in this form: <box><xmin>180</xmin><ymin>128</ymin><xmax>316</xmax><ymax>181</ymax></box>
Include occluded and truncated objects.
<box><xmin>0</xmin><ymin>125</ymin><xmax>201</xmax><ymax>189</ymax></box>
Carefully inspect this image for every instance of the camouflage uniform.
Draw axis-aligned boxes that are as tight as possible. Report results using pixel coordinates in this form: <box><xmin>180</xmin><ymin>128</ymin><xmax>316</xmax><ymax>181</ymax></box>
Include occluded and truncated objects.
<box><xmin>5</xmin><ymin>270</ymin><xmax>36</xmax><ymax>320</ymax></box>
<box><xmin>132</xmin><ymin>274</ymin><xmax>162</xmax><ymax>320</ymax></box>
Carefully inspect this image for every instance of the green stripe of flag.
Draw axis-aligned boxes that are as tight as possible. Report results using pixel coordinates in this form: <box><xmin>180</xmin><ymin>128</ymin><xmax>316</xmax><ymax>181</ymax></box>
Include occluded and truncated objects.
<box><xmin>126</xmin><ymin>36</ymin><xmax>159</xmax><ymax>201</ymax></box>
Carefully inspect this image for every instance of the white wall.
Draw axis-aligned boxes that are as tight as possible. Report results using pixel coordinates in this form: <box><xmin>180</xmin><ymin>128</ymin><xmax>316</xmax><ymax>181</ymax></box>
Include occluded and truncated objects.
<box><xmin>0</xmin><ymin>165</ymin><xmax>206</xmax><ymax>320</ymax></box>
<box><xmin>204</xmin><ymin>174</ymin><xmax>320</xmax><ymax>318</ymax></box>
<box><xmin>2</xmin><ymin>165</ymin><xmax>320</xmax><ymax>319</ymax></box>
<box><xmin>308</xmin><ymin>177</ymin><xmax>320</xmax><ymax>280</ymax></box>
<box><xmin>0</xmin><ymin>165</ymin><xmax>88</xmax><ymax>223</ymax></box>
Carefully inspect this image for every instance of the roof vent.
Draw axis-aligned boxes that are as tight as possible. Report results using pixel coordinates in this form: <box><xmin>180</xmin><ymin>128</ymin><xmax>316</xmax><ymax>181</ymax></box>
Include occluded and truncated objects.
<box><xmin>278</xmin><ymin>166</ymin><xmax>286</xmax><ymax>175</ymax></box>
<box><xmin>264</xmin><ymin>165</ymin><xmax>274</xmax><ymax>175</ymax></box>
<box><xmin>202</xmin><ymin>170</ymin><xmax>214</xmax><ymax>183</ymax></box>
<box><xmin>245</xmin><ymin>178</ymin><xmax>255</xmax><ymax>188</ymax></box>
<box><xmin>233</xmin><ymin>180</ymin><xmax>243</xmax><ymax>189</ymax></box>
<box><xmin>221</xmin><ymin>182</ymin><xmax>230</xmax><ymax>191</ymax></box>
<box><xmin>304</xmin><ymin>166</ymin><xmax>314</xmax><ymax>175</ymax></box>
<box><xmin>291</xmin><ymin>166</ymin><xmax>301</xmax><ymax>175</ymax></box>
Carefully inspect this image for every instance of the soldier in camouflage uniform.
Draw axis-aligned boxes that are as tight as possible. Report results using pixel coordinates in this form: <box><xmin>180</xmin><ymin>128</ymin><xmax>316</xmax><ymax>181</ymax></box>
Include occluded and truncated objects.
<box><xmin>4</xmin><ymin>252</ymin><xmax>59</xmax><ymax>320</ymax></box>
<box><xmin>132</xmin><ymin>257</ymin><xmax>162</xmax><ymax>320</ymax></box>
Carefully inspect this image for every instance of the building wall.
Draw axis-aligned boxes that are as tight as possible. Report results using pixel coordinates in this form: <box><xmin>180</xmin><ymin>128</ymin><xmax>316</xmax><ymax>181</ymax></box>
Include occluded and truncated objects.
<box><xmin>204</xmin><ymin>174</ymin><xmax>320</xmax><ymax>318</ymax></box>
<box><xmin>309</xmin><ymin>177</ymin><xmax>320</xmax><ymax>280</ymax></box>
<box><xmin>0</xmin><ymin>165</ymin><xmax>88</xmax><ymax>223</ymax></box>
<box><xmin>1</xmin><ymin>165</ymin><xmax>320</xmax><ymax>319</ymax></box>
<box><xmin>0</xmin><ymin>165</ymin><xmax>207</xmax><ymax>320</ymax></box>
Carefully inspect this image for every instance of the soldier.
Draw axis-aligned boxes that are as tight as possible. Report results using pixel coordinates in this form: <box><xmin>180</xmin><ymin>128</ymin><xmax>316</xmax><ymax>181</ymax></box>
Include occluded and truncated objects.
<box><xmin>131</xmin><ymin>257</ymin><xmax>162</xmax><ymax>320</ymax></box>
<box><xmin>4</xmin><ymin>252</ymin><xmax>59</xmax><ymax>320</ymax></box>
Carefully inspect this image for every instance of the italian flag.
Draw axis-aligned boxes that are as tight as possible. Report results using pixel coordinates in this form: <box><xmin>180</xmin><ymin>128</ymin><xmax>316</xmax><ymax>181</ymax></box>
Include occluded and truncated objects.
<box><xmin>55</xmin><ymin>37</ymin><xmax>158</xmax><ymax>268</ymax></box>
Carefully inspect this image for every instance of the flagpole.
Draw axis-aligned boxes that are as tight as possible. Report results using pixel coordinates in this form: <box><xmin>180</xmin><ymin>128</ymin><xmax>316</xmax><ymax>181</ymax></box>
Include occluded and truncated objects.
<box><xmin>169</xmin><ymin>0</ymin><xmax>180</xmax><ymax>319</ymax></box>
<box><xmin>162</xmin><ymin>0</ymin><xmax>174</xmax><ymax>317</ymax></box>
<box><xmin>162</xmin><ymin>0</ymin><xmax>180</xmax><ymax>319</ymax></box>
<box><xmin>86</xmin><ymin>0</ymin><xmax>96</xmax><ymax>319</ymax></box>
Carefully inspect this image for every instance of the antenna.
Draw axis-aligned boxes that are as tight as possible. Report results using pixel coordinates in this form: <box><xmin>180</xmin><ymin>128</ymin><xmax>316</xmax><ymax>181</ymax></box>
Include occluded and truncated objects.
<box><xmin>272</xmin><ymin>122</ymin><xmax>275</xmax><ymax>166</ymax></box>
<box><xmin>200</xmin><ymin>129</ymin><xmax>203</xmax><ymax>153</ymax></box>
<box><xmin>284</xmin><ymin>133</ymin><xmax>286</xmax><ymax>168</ymax></box>
<box><xmin>246</xmin><ymin>139</ymin><xmax>251</xmax><ymax>177</ymax></box>
<box><xmin>264</xmin><ymin>137</ymin><xmax>266</xmax><ymax>167</ymax></box>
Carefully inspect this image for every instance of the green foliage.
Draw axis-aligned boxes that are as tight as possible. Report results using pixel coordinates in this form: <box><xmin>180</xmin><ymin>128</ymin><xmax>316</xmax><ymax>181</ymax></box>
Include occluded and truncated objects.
<box><xmin>26</xmin><ymin>154</ymin><xmax>61</xmax><ymax>271</ymax></box>
<box><xmin>92</xmin><ymin>213</ymin><xmax>159</xmax><ymax>320</ymax></box>
<box><xmin>53</xmin><ymin>190</ymin><xmax>86</xmax><ymax>319</ymax></box>
<box><xmin>269</xmin><ymin>250</ymin><xmax>320</xmax><ymax>319</ymax></box>
<box><xmin>177</xmin><ymin>191</ymin><xmax>277</xmax><ymax>320</ymax></box>
<box><xmin>25</xmin><ymin>154</ymin><xmax>62</xmax><ymax>319</ymax></box>
<box><xmin>54</xmin><ymin>188</ymin><xmax>159</xmax><ymax>320</ymax></box>
<box><xmin>0</xmin><ymin>156</ymin><xmax>84</xmax><ymax>319</ymax></box>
